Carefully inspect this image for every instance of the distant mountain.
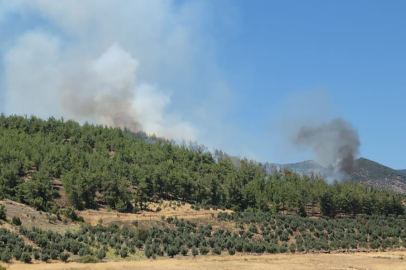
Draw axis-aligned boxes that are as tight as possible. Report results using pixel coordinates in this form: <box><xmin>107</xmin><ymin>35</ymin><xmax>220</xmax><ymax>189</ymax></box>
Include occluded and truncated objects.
<box><xmin>351</xmin><ymin>158</ymin><xmax>406</xmax><ymax>194</ymax></box>
<box><xmin>266</xmin><ymin>158</ymin><xmax>406</xmax><ymax>194</ymax></box>
<box><xmin>264</xmin><ymin>160</ymin><xmax>329</xmax><ymax>176</ymax></box>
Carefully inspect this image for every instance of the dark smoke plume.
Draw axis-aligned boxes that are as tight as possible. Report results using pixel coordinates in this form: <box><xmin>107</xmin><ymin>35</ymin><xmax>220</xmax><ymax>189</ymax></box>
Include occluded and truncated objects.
<box><xmin>294</xmin><ymin>118</ymin><xmax>360</xmax><ymax>175</ymax></box>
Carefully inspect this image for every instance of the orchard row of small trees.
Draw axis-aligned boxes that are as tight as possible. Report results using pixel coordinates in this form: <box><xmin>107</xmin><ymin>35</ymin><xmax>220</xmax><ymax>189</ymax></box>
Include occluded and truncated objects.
<box><xmin>2</xmin><ymin>211</ymin><xmax>406</xmax><ymax>264</ymax></box>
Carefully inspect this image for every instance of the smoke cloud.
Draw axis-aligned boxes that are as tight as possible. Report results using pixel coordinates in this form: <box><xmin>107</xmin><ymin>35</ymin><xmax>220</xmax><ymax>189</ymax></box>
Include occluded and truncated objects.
<box><xmin>294</xmin><ymin>118</ymin><xmax>360</xmax><ymax>176</ymax></box>
<box><xmin>1</xmin><ymin>0</ymin><xmax>234</xmax><ymax>142</ymax></box>
<box><xmin>62</xmin><ymin>44</ymin><xmax>141</xmax><ymax>132</ymax></box>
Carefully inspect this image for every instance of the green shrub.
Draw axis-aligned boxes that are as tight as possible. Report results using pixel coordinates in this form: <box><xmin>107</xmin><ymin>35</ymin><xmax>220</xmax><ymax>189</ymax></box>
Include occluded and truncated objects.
<box><xmin>11</xmin><ymin>216</ymin><xmax>22</xmax><ymax>226</ymax></box>
<box><xmin>59</xmin><ymin>253</ymin><xmax>70</xmax><ymax>262</ymax></box>
<box><xmin>212</xmin><ymin>246</ymin><xmax>221</xmax><ymax>255</ymax></box>
<box><xmin>167</xmin><ymin>246</ymin><xmax>178</xmax><ymax>258</ymax></box>
<box><xmin>133</xmin><ymin>240</ymin><xmax>142</xmax><ymax>249</ymax></box>
<box><xmin>199</xmin><ymin>246</ymin><xmax>209</xmax><ymax>255</ymax></box>
<box><xmin>235</xmin><ymin>241</ymin><xmax>243</xmax><ymax>252</ymax></box>
<box><xmin>280</xmin><ymin>232</ymin><xmax>289</xmax><ymax>242</ymax></box>
<box><xmin>13</xmin><ymin>248</ymin><xmax>22</xmax><ymax>260</ymax></box>
<box><xmin>120</xmin><ymin>247</ymin><xmax>128</xmax><ymax>258</ymax></box>
<box><xmin>145</xmin><ymin>248</ymin><xmax>154</xmax><ymax>258</ymax></box>
<box><xmin>279</xmin><ymin>243</ymin><xmax>287</xmax><ymax>253</ymax></box>
<box><xmin>297</xmin><ymin>245</ymin><xmax>305</xmax><ymax>252</ymax></box>
<box><xmin>40</xmin><ymin>253</ymin><xmax>49</xmax><ymax>262</ymax></box>
<box><xmin>181</xmin><ymin>246</ymin><xmax>188</xmax><ymax>256</ymax></box>
<box><xmin>75</xmin><ymin>255</ymin><xmax>99</xmax><ymax>263</ymax></box>
<box><xmin>249</xmin><ymin>225</ymin><xmax>258</xmax><ymax>234</ymax></box>
<box><xmin>96</xmin><ymin>250</ymin><xmax>106</xmax><ymax>260</ymax></box>
<box><xmin>228</xmin><ymin>248</ymin><xmax>235</xmax><ymax>255</ymax></box>
<box><xmin>136</xmin><ymin>228</ymin><xmax>150</xmax><ymax>242</ymax></box>
<box><xmin>370</xmin><ymin>241</ymin><xmax>380</xmax><ymax>249</ymax></box>
<box><xmin>115</xmin><ymin>200</ymin><xmax>128</xmax><ymax>213</ymax></box>
<box><xmin>64</xmin><ymin>208</ymin><xmax>79</xmax><ymax>221</ymax></box>
<box><xmin>21</xmin><ymin>252</ymin><xmax>32</xmax><ymax>263</ymax></box>
<box><xmin>266</xmin><ymin>244</ymin><xmax>278</xmax><ymax>254</ymax></box>
<box><xmin>129</xmin><ymin>246</ymin><xmax>136</xmax><ymax>254</ymax></box>
<box><xmin>289</xmin><ymin>243</ymin><xmax>296</xmax><ymax>253</ymax></box>
<box><xmin>166</xmin><ymin>217</ymin><xmax>174</xmax><ymax>223</ymax></box>
<box><xmin>33</xmin><ymin>252</ymin><xmax>40</xmax><ymax>260</ymax></box>
<box><xmin>1</xmin><ymin>250</ymin><xmax>11</xmax><ymax>263</ymax></box>
<box><xmin>155</xmin><ymin>247</ymin><xmax>164</xmax><ymax>257</ymax></box>
<box><xmin>132</xmin><ymin>205</ymin><xmax>140</xmax><ymax>213</ymax></box>
<box><xmin>0</xmin><ymin>205</ymin><xmax>6</xmax><ymax>221</ymax></box>
<box><xmin>253</xmin><ymin>243</ymin><xmax>265</xmax><ymax>253</ymax></box>
<box><xmin>50</xmin><ymin>250</ymin><xmax>59</xmax><ymax>260</ymax></box>
<box><xmin>243</xmin><ymin>242</ymin><xmax>253</xmax><ymax>252</ymax></box>
<box><xmin>192</xmin><ymin>247</ymin><xmax>198</xmax><ymax>257</ymax></box>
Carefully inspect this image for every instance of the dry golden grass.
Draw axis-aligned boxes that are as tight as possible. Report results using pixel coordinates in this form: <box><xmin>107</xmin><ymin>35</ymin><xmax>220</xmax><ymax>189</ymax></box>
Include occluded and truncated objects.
<box><xmin>80</xmin><ymin>200</ymin><xmax>232</xmax><ymax>227</ymax></box>
<box><xmin>0</xmin><ymin>200</ymin><xmax>79</xmax><ymax>233</ymax></box>
<box><xmin>5</xmin><ymin>251</ymin><xmax>406</xmax><ymax>270</ymax></box>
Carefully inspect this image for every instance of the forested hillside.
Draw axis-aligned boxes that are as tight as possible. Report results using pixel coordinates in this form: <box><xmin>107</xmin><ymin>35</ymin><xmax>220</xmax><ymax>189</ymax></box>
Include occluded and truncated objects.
<box><xmin>267</xmin><ymin>159</ymin><xmax>406</xmax><ymax>194</ymax></box>
<box><xmin>351</xmin><ymin>158</ymin><xmax>406</xmax><ymax>194</ymax></box>
<box><xmin>0</xmin><ymin>115</ymin><xmax>404</xmax><ymax>217</ymax></box>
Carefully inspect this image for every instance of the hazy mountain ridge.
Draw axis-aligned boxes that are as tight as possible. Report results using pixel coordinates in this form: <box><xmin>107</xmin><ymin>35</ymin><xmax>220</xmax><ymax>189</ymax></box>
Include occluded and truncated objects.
<box><xmin>264</xmin><ymin>160</ymin><xmax>330</xmax><ymax>176</ymax></box>
<box><xmin>352</xmin><ymin>158</ymin><xmax>406</xmax><ymax>194</ymax></box>
<box><xmin>267</xmin><ymin>158</ymin><xmax>406</xmax><ymax>194</ymax></box>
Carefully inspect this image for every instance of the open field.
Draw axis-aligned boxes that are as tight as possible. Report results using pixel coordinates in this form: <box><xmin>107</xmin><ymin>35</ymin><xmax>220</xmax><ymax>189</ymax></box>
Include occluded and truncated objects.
<box><xmin>5</xmin><ymin>251</ymin><xmax>406</xmax><ymax>270</ymax></box>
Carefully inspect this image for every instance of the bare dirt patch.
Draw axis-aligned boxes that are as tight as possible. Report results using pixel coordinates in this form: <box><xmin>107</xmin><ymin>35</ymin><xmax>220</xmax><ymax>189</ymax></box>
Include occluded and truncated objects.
<box><xmin>5</xmin><ymin>252</ymin><xmax>406</xmax><ymax>270</ymax></box>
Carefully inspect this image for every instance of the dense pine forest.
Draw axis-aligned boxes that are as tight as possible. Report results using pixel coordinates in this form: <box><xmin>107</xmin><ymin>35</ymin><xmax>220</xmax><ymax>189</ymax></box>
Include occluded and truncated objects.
<box><xmin>0</xmin><ymin>114</ymin><xmax>403</xmax><ymax>217</ymax></box>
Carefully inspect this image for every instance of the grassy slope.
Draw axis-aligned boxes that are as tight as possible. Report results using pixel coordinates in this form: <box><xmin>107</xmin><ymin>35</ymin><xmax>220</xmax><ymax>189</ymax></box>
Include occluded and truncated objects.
<box><xmin>0</xmin><ymin>199</ymin><xmax>79</xmax><ymax>233</ymax></box>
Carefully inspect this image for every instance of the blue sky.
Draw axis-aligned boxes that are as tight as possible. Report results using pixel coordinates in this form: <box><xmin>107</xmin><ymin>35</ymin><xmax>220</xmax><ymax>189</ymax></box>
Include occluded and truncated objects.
<box><xmin>214</xmin><ymin>0</ymin><xmax>406</xmax><ymax>169</ymax></box>
<box><xmin>0</xmin><ymin>1</ymin><xmax>405</xmax><ymax>169</ymax></box>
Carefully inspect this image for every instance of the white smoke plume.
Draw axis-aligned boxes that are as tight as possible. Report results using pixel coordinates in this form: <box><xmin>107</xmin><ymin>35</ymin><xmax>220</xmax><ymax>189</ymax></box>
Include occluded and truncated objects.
<box><xmin>0</xmin><ymin>0</ymin><xmax>226</xmax><ymax>142</ymax></box>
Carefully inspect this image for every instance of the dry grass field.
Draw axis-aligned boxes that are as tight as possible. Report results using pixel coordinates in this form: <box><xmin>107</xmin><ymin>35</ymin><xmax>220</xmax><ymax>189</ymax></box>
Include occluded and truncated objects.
<box><xmin>80</xmin><ymin>201</ymin><xmax>232</xmax><ymax>228</ymax></box>
<box><xmin>0</xmin><ymin>200</ymin><xmax>79</xmax><ymax>233</ymax></box>
<box><xmin>5</xmin><ymin>251</ymin><xmax>406</xmax><ymax>270</ymax></box>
